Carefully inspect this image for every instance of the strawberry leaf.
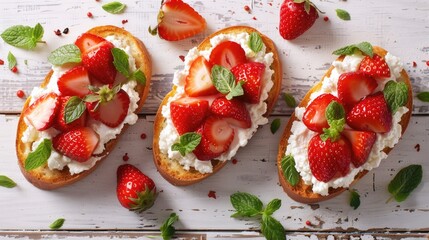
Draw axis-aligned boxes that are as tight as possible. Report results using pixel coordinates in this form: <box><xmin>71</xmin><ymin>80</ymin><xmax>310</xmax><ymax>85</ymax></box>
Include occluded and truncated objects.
<box><xmin>102</xmin><ymin>1</ymin><xmax>126</xmax><ymax>14</ymax></box>
<box><xmin>264</xmin><ymin>199</ymin><xmax>281</xmax><ymax>216</ymax></box>
<box><xmin>417</xmin><ymin>92</ymin><xmax>429</xmax><ymax>102</ymax></box>
<box><xmin>112</xmin><ymin>47</ymin><xmax>131</xmax><ymax>78</ymax></box>
<box><xmin>160</xmin><ymin>213</ymin><xmax>179</xmax><ymax>240</ymax></box>
<box><xmin>383</xmin><ymin>81</ymin><xmax>408</xmax><ymax>113</ymax></box>
<box><xmin>171</xmin><ymin>132</ymin><xmax>201</xmax><ymax>156</ymax></box>
<box><xmin>0</xmin><ymin>175</ymin><xmax>17</xmax><ymax>188</ymax></box>
<box><xmin>336</xmin><ymin>9</ymin><xmax>351</xmax><ymax>21</ymax></box>
<box><xmin>349</xmin><ymin>189</ymin><xmax>361</xmax><ymax>210</ymax></box>
<box><xmin>281</xmin><ymin>155</ymin><xmax>299</xmax><ymax>187</ymax></box>
<box><xmin>249</xmin><ymin>32</ymin><xmax>263</xmax><ymax>53</ymax></box>
<box><xmin>270</xmin><ymin>118</ymin><xmax>281</xmax><ymax>134</ymax></box>
<box><xmin>261</xmin><ymin>214</ymin><xmax>286</xmax><ymax>240</ymax></box>
<box><xmin>333</xmin><ymin>42</ymin><xmax>373</xmax><ymax>58</ymax></box>
<box><xmin>7</xmin><ymin>51</ymin><xmax>17</xmax><ymax>70</ymax></box>
<box><xmin>25</xmin><ymin>139</ymin><xmax>52</xmax><ymax>170</ymax></box>
<box><xmin>48</xmin><ymin>44</ymin><xmax>82</xmax><ymax>66</ymax></box>
<box><xmin>49</xmin><ymin>218</ymin><xmax>65</xmax><ymax>230</ymax></box>
<box><xmin>212</xmin><ymin>65</ymin><xmax>244</xmax><ymax>100</ymax></box>
<box><xmin>283</xmin><ymin>93</ymin><xmax>296</xmax><ymax>107</ymax></box>
<box><xmin>65</xmin><ymin>96</ymin><xmax>86</xmax><ymax>124</ymax></box>
<box><xmin>321</xmin><ymin>101</ymin><xmax>345</xmax><ymax>141</ymax></box>
<box><xmin>387</xmin><ymin>164</ymin><xmax>422</xmax><ymax>203</ymax></box>
<box><xmin>230</xmin><ymin>192</ymin><xmax>263</xmax><ymax>217</ymax></box>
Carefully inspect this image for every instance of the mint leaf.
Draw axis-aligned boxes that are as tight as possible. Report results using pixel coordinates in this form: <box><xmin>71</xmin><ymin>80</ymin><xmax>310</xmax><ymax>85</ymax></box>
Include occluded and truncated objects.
<box><xmin>270</xmin><ymin>118</ymin><xmax>281</xmax><ymax>134</ymax></box>
<box><xmin>49</xmin><ymin>218</ymin><xmax>65</xmax><ymax>230</ymax></box>
<box><xmin>349</xmin><ymin>189</ymin><xmax>361</xmax><ymax>210</ymax></box>
<box><xmin>112</xmin><ymin>47</ymin><xmax>131</xmax><ymax>78</ymax></box>
<box><xmin>226</xmin><ymin>80</ymin><xmax>244</xmax><ymax>100</ymax></box>
<box><xmin>321</xmin><ymin>101</ymin><xmax>345</xmax><ymax>141</ymax></box>
<box><xmin>1</xmin><ymin>24</ymin><xmax>44</xmax><ymax>49</ymax></box>
<box><xmin>417</xmin><ymin>92</ymin><xmax>429</xmax><ymax>102</ymax></box>
<box><xmin>211</xmin><ymin>65</ymin><xmax>244</xmax><ymax>100</ymax></box>
<box><xmin>383</xmin><ymin>81</ymin><xmax>408</xmax><ymax>113</ymax></box>
<box><xmin>261</xmin><ymin>214</ymin><xmax>286</xmax><ymax>240</ymax></box>
<box><xmin>65</xmin><ymin>96</ymin><xmax>86</xmax><ymax>124</ymax></box>
<box><xmin>230</xmin><ymin>192</ymin><xmax>263</xmax><ymax>217</ymax></box>
<box><xmin>32</xmin><ymin>23</ymin><xmax>44</xmax><ymax>42</ymax></box>
<box><xmin>325</xmin><ymin>101</ymin><xmax>345</xmax><ymax>121</ymax></box>
<box><xmin>249</xmin><ymin>32</ymin><xmax>263</xmax><ymax>53</ymax></box>
<box><xmin>0</xmin><ymin>175</ymin><xmax>17</xmax><ymax>188</ymax></box>
<box><xmin>387</xmin><ymin>164</ymin><xmax>423</xmax><ymax>203</ymax></box>
<box><xmin>171</xmin><ymin>132</ymin><xmax>201</xmax><ymax>156</ymax></box>
<box><xmin>7</xmin><ymin>51</ymin><xmax>17</xmax><ymax>70</ymax></box>
<box><xmin>281</xmin><ymin>155</ymin><xmax>299</xmax><ymax>186</ymax></box>
<box><xmin>264</xmin><ymin>199</ymin><xmax>281</xmax><ymax>216</ymax></box>
<box><xmin>160</xmin><ymin>213</ymin><xmax>179</xmax><ymax>240</ymax></box>
<box><xmin>283</xmin><ymin>93</ymin><xmax>296</xmax><ymax>107</ymax></box>
<box><xmin>102</xmin><ymin>1</ymin><xmax>126</xmax><ymax>14</ymax></box>
<box><xmin>336</xmin><ymin>9</ymin><xmax>351</xmax><ymax>21</ymax></box>
<box><xmin>133</xmin><ymin>69</ymin><xmax>146</xmax><ymax>85</ymax></box>
<box><xmin>48</xmin><ymin>44</ymin><xmax>82</xmax><ymax>66</ymax></box>
<box><xmin>333</xmin><ymin>42</ymin><xmax>373</xmax><ymax>57</ymax></box>
<box><xmin>25</xmin><ymin>139</ymin><xmax>52</xmax><ymax>170</ymax></box>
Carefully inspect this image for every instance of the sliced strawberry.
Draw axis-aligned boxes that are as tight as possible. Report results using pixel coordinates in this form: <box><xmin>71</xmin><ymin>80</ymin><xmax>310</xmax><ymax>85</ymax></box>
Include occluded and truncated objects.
<box><xmin>210</xmin><ymin>96</ymin><xmax>251</xmax><ymax>129</ymax></box>
<box><xmin>86</xmin><ymin>89</ymin><xmax>130</xmax><ymax>128</ymax></box>
<box><xmin>57</xmin><ymin>66</ymin><xmax>92</xmax><ymax>97</ymax></box>
<box><xmin>231</xmin><ymin>62</ymin><xmax>265</xmax><ymax>104</ymax></box>
<box><xmin>54</xmin><ymin>96</ymin><xmax>87</xmax><ymax>132</ymax></box>
<box><xmin>308</xmin><ymin>134</ymin><xmax>352</xmax><ymax>182</ymax></box>
<box><xmin>170</xmin><ymin>97</ymin><xmax>209</xmax><ymax>135</ymax></box>
<box><xmin>24</xmin><ymin>93</ymin><xmax>60</xmax><ymax>131</ymax></box>
<box><xmin>358</xmin><ymin>54</ymin><xmax>391</xmax><ymax>79</ymax></box>
<box><xmin>75</xmin><ymin>33</ymin><xmax>105</xmax><ymax>54</ymax></box>
<box><xmin>193</xmin><ymin>117</ymin><xmax>234</xmax><ymax>160</ymax></box>
<box><xmin>342</xmin><ymin>129</ymin><xmax>376</xmax><ymax>167</ymax></box>
<box><xmin>156</xmin><ymin>0</ymin><xmax>206</xmax><ymax>41</ymax></box>
<box><xmin>185</xmin><ymin>56</ymin><xmax>218</xmax><ymax>97</ymax></box>
<box><xmin>209</xmin><ymin>41</ymin><xmax>247</xmax><ymax>70</ymax></box>
<box><xmin>346</xmin><ymin>92</ymin><xmax>392</xmax><ymax>133</ymax></box>
<box><xmin>337</xmin><ymin>72</ymin><xmax>377</xmax><ymax>108</ymax></box>
<box><xmin>53</xmin><ymin>127</ymin><xmax>99</xmax><ymax>162</ymax></box>
<box><xmin>302</xmin><ymin>93</ymin><xmax>341</xmax><ymax>132</ymax></box>
<box><xmin>82</xmin><ymin>41</ymin><xmax>117</xmax><ymax>84</ymax></box>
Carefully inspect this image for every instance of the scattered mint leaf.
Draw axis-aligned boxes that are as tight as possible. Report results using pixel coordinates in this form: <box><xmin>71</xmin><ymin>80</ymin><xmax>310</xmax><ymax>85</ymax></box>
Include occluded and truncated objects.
<box><xmin>24</xmin><ymin>59</ymin><xmax>28</xmax><ymax>65</ymax></box>
<box><xmin>336</xmin><ymin>9</ymin><xmax>351</xmax><ymax>21</ymax></box>
<box><xmin>230</xmin><ymin>192</ymin><xmax>263</xmax><ymax>217</ymax></box>
<box><xmin>383</xmin><ymin>81</ymin><xmax>408</xmax><ymax>113</ymax></box>
<box><xmin>283</xmin><ymin>93</ymin><xmax>296</xmax><ymax>108</ymax></box>
<box><xmin>25</xmin><ymin>139</ymin><xmax>52</xmax><ymax>170</ymax></box>
<box><xmin>349</xmin><ymin>189</ymin><xmax>361</xmax><ymax>210</ymax></box>
<box><xmin>112</xmin><ymin>47</ymin><xmax>131</xmax><ymax>78</ymax></box>
<box><xmin>1</xmin><ymin>23</ymin><xmax>44</xmax><ymax>49</ymax></box>
<box><xmin>7</xmin><ymin>51</ymin><xmax>17</xmax><ymax>70</ymax></box>
<box><xmin>332</xmin><ymin>42</ymin><xmax>373</xmax><ymax>58</ymax></box>
<box><xmin>264</xmin><ymin>199</ymin><xmax>281</xmax><ymax>216</ymax></box>
<box><xmin>49</xmin><ymin>218</ymin><xmax>65</xmax><ymax>230</ymax></box>
<box><xmin>148</xmin><ymin>26</ymin><xmax>158</xmax><ymax>36</ymax></box>
<box><xmin>102</xmin><ymin>1</ymin><xmax>126</xmax><ymax>14</ymax></box>
<box><xmin>321</xmin><ymin>101</ymin><xmax>345</xmax><ymax>141</ymax></box>
<box><xmin>160</xmin><ymin>213</ymin><xmax>179</xmax><ymax>240</ymax></box>
<box><xmin>0</xmin><ymin>175</ymin><xmax>17</xmax><ymax>188</ymax></box>
<box><xmin>65</xmin><ymin>96</ymin><xmax>86</xmax><ymax>124</ymax></box>
<box><xmin>133</xmin><ymin>69</ymin><xmax>146</xmax><ymax>85</ymax></box>
<box><xmin>281</xmin><ymin>155</ymin><xmax>299</xmax><ymax>187</ymax></box>
<box><xmin>171</xmin><ymin>132</ymin><xmax>201</xmax><ymax>156</ymax></box>
<box><xmin>270</xmin><ymin>118</ymin><xmax>281</xmax><ymax>134</ymax></box>
<box><xmin>249</xmin><ymin>32</ymin><xmax>263</xmax><ymax>53</ymax></box>
<box><xmin>261</xmin><ymin>214</ymin><xmax>286</xmax><ymax>240</ymax></box>
<box><xmin>417</xmin><ymin>92</ymin><xmax>429</xmax><ymax>102</ymax></box>
<box><xmin>211</xmin><ymin>65</ymin><xmax>244</xmax><ymax>100</ymax></box>
<box><xmin>48</xmin><ymin>44</ymin><xmax>81</xmax><ymax>66</ymax></box>
<box><xmin>387</xmin><ymin>164</ymin><xmax>423</xmax><ymax>203</ymax></box>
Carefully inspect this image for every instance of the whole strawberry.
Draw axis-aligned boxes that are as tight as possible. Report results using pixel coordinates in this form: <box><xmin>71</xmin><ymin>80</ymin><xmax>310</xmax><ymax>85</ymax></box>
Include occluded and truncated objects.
<box><xmin>279</xmin><ymin>0</ymin><xmax>319</xmax><ymax>40</ymax></box>
<box><xmin>116</xmin><ymin>164</ymin><xmax>157</xmax><ymax>212</ymax></box>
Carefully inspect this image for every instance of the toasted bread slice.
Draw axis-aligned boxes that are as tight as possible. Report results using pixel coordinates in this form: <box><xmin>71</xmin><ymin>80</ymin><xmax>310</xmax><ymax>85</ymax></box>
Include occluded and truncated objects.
<box><xmin>16</xmin><ymin>25</ymin><xmax>152</xmax><ymax>190</ymax></box>
<box><xmin>153</xmin><ymin>26</ymin><xmax>282</xmax><ymax>186</ymax></box>
<box><xmin>277</xmin><ymin>46</ymin><xmax>413</xmax><ymax>203</ymax></box>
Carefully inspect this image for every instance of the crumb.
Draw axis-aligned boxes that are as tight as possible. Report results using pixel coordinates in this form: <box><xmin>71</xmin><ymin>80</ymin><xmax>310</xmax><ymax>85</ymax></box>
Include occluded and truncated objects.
<box><xmin>208</xmin><ymin>190</ymin><xmax>216</xmax><ymax>199</ymax></box>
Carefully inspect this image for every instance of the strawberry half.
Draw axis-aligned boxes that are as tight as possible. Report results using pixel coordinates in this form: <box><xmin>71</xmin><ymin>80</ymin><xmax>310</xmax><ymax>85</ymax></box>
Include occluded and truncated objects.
<box><xmin>155</xmin><ymin>0</ymin><xmax>206</xmax><ymax>41</ymax></box>
<box><xmin>75</xmin><ymin>33</ymin><xmax>105</xmax><ymax>54</ymax></box>
<box><xmin>302</xmin><ymin>93</ymin><xmax>341</xmax><ymax>133</ymax></box>
<box><xmin>358</xmin><ymin>54</ymin><xmax>391</xmax><ymax>79</ymax></box>
<box><xmin>231</xmin><ymin>62</ymin><xmax>265</xmax><ymax>104</ymax></box>
<box><xmin>24</xmin><ymin>92</ymin><xmax>60</xmax><ymax>131</ymax></box>
<box><xmin>279</xmin><ymin>0</ymin><xmax>319</xmax><ymax>40</ymax></box>
<box><xmin>185</xmin><ymin>56</ymin><xmax>218</xmax><ymax>97</ymax></box>
<box><xmin>209</xmin><ymin>41</ymin><xmax>247</xmax><ymax>70</ymax></box>
<box><xmin>170</xmin><ymin>97</ymin><xmax>209</xmax><ymax>135</ymax></box>
<box><xmin>117</xmin><ymin>164</ymin><xmax>157</xmax><ymax>212</ymax></box>
<box><xmin>210</xmin><ymin>96</ymin><xmax>251</xmax><ymax>129</ymax></box>
<box><xmin>342</xmin><ymin>129</ymin><xmax>376</xmax><ymax>167</ymax></box>
<box><xmin>82</xmin><ymin>41</ymin><xmax>117</xmax><ymax>84</ymax></box>
<box><xmin>346</xmin><ymin>92</ymin><xmax>392</xmax><ymax>133</ymax></box>
<box><xmin>57</xmin><ymin>65</ymin><xmax>92</xmax><ymax>97</ymax></box>
<box><xmin>337</xmin><ymin>72</ymin><xmax>377</xmax><ymax>108</ymax></box>
<box><xmin>54</xmin><ymin>96</ymin><xmax>87</xmax><ymax>132</ymax></box>
<box><xmin>53</xmin><ymin>127</ymin><xmax>99</xmax><ymax>162</ymax></box>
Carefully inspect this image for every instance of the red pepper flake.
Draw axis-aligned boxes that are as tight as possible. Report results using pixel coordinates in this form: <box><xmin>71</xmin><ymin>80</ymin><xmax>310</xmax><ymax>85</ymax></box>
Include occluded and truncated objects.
<box><xmin>122</xmin><ymin>19</ymin><xmax>128</xmax><ymax>24</ymax></box>
<box><xmin>54</xmin><ymin>29</ymin><xmax>62</xmax><ymax>36</ymax></box>
<box><xmin>87</xmin><ymin>12</ymin><xmax>93</xmax><ymax>18</ymax></box>
<box><xmin>122</xmin><ymin>153</ymin><xmax>129</xmax><ymax>161</ymax></box>
<box><xmin>179</xmin><ymin>55</ymin><xmax>185</xmax><ymax>62</ymax></box>
<box><xmin>244</xmin><ymin>5</ymin><xmax>251</xmax><ymax>13</ymax></box>
<box><xmin>323</xmin><ymin>16</ymin><xmax>329</xmax><ymax>22</ymax></box>
<box><xmin>305</xmin><ymin>220</ymin><xmax>312</xmax><ymax>226</ymax></box>
<box><xmin>415</xmin><ymin>144</ymin><xmax>420</xmax><ymax>152</ymax></box>
<box><xmin>63</xmin><ymin>28</ymin><xmax>69</xmax><ymax>34</ymax></box>
<box><xmin>208</xmin><ymin>190</ymin><xmax>217</xmax><ymax>199</ymax></box>
<box><xmin>11</xmin><ymin>66</ymin><xmax>18</xmax><ymax>73</ymax></box>
<box><xmin>140</xmin><ymin>133</ymin><xmax>147</xmax><ymax>140</ymax></box>
<box><xmin>252</xmin><ymin>16</ymin><xmax>257</xmax><ymax>20</ymax></box>
<box><xmin>412</xmin><ymin>61</ymin><xmax>417</xmax><ymax>67</ymax></box>
<box><xmin>0</xmin><ymin>59</ymin><xmax>4</xmax><ymax>65</ymax></box>
<box><xmin>232</xmin><ymin>158</ymin><xmax>238</xmax><ymax>164</ymax></box>
<box><xmin>16</xmin><ymin>90</ymin><xmax>25</xmax><ymax>98</ymax></box>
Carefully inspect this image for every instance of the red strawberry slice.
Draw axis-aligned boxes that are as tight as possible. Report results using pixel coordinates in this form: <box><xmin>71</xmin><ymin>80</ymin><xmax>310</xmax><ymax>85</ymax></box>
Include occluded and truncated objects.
<box><xmin>308</xmin><ymin>134</ymin><xmax>352</xmax><ymax>182</ymax></box>
<box><xmin>302</xmin><ymin>93</ymin><xmax>341</xmax><ymax>133</ymax></box>
<box><xmin>156</xmin><ymin>0</ymin><xmax>206</xmax><ymax>41</ymax></box>
<box><xmin>358</xmin><ymin>54</ymin><xmax>391</xmax><ymax>79</ymax></box>
<box><xmin>338</xmin><ymin>72</ymin><xmax>377</xmax><ymax>108</ymax></box>
<box><xmin>57</xmin><ymin>65</ymin><xmax>92</xmax><ymax>97</ymax></box>
<box><xmin>193</xmin><ymin>116</ymin><xmax>234</xmax><ymax>160</ymax></box>
<box><xmin>75</xmin><ymin>33</ymin><xmax>105</xmax><ymax>54</ymax></box>
<box><xmin>346</xmin><ymin>92</ymin><xmax>392</xmax><ymax>133</ymax></box>
<box><xmin>86</xmin><ymin>89</ymin><xmax>130</xmax><ymax>128</ymax></box>
<box><xmin>209</xmin><ymin>41</ymin><xmax>247</xmax><ymax>70</ymax></box>
<box><xmin>24</xmin><ymin>92</ymin><xmax>60</xmax><ymax>131</ymax></box>
<box><xmin>185</xmin><ymin>56</ymin><xmax>218</xmax><ymax>97</ymax></box>
<box><xmin>170</xmin><ymin>97</ymin><xmax>209</xmax><ymax>135</ymax></box>
<box><xmin>82</xmin><ymin>41</ymin><xmax>117</xmax><ymax>84</ymax></box>
<box><xmin>210</xmin><ymin>96</ymin><xmax>251</xmax><ymax>129</ymax></box>
<box><xmin>342</xmin><ymin>129</ymin><xmax>376</xmax><ymax>167</ymax></box>
<box><xmin>279</xmin><ymin>0</ymin><xmax>319</xmax><ymax>40</ymax></box>
<box><xmin>231</xmin><ymin>62</ymin><xmax>265</xmax><ymax>104</ymax></box>
<box><xmin>53</xmin><ymin>127</ymin><xmax>99</xmax><ymax>162</ymax></box>
<box><xmin>54</xmin><ymin>96</ymin><xmax>87</xmax><ymax>132</ymax></box>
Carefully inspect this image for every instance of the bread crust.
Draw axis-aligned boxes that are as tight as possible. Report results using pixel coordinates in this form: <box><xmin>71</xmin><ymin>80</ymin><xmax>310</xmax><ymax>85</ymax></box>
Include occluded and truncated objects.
<box><xmin>15</xmin><ymin>25</ymin><xmax>152</xmax><ymax>190</ymax></box>
<box><xmin>276</xmin><ymin>46</ymin><xmax>413</xmax><ymax>203</ymax></box>
<box><xmin>153</xmin><ymin>26</ymin><xmax>282</xmax><ymax>186</ymax></box>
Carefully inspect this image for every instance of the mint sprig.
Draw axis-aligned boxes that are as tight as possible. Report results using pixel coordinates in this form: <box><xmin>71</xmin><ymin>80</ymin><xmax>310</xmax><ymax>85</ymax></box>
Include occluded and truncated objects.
<box><xmin>336</xmin><ymin>9</ymin><xmax>351</xmax><ymax>21</ymax></box>
<box><xmin>171</xmin><ymin>132</ymin><xmax>201</xmax><ymax>156</ymax></box>
<box><xmin>387</xmin><ymin>164</ymin><xmax>423</xmax><ymax>203</ymax></box>
<box><xmin>349</xmin><ymin>189</ymin><xmax>361</xmax><ymax>210</ymax></box>
<box><xmin>102</xmin><ymin>1</ymin><xmax>126</xmax><ymax>14</ymax></box>
<box><xmin>111</xmin><ymin>48</ymin><xmax>146</xmax><ymax>85</ymax></box>
<box><xmin>25</xmin><ymin>139</ymin><xmax>52</xmax><ymax>170</ymax></box>
<box><xmin>320</xmin><ymin>101</ymin><xmax>345</xmax><ymax>142</ymax></box>
<box><xmin>7</xmin><ymin>51</ymin><xmax>17</xmax><ymax>70</ymax></box>
<box><xmin>230</xmin><ymin>192</ymin><xmax>285</xmax><ymax>240</ymax></box>
<box><xmin>160</xmin><ymin>213</ymin><xmax>179</xmax><ymax>240</ymax></box>
<box><xmin>49</xmin><ymin>218</ymin><xmax>65</xmax><ymax>230</ymax></box>
<box><xmin>249</xmin><ymin>32</ymin><xmax>263</xmax><ymax>53</ymax></box>
<box><xmin>0</xmin><ymin>175</ymin><xmax>17</xmax><ymax>188</ymax></box>
<box><xmin>1</xmin><ymin>23</ymin><xmax>45</xmax><ymax>50</ymax></box>
<box><xmin>211</xmin><ymin>65</ymin><xmax>244</xmax><ymax>100</ymax></box>
<box><xmin>281</xmin><ymin>155</ymin><xmax>299</xmax><ymax>187</ymax></box>
<box><xmin>48</xmin><ymin>44</ymin><xmax>82</xmax><ymax>66</ymax></box>
<box><xmin>383</xmin><ymin>80</ymin><xmax>408</xmax><ymax>113</ymax></box>
<box><xmin>332</xmin><ymin>42</ymin><xmax>373</xmax><ymax>57</ymax></box>
<box><xmin>65</xmin><ymin>96</ymin><xmax>86</xmax><ymax>124</ymax></box>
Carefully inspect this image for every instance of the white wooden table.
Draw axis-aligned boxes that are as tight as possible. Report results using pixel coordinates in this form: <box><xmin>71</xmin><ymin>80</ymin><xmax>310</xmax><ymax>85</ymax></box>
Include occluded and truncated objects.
<box><xmin>1</xmin><ymin>0</ymin><xmax>428</xmax><ymax>239</ymax></box>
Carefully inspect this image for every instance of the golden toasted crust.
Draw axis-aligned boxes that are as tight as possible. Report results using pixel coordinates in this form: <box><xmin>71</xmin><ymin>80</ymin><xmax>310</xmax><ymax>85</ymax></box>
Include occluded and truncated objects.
<box><xmin>277</xmin><ymin>46</ymin><xmax>413</xmax><ymax>203</ymax></box>
<box><xmin>16</xmin><ymin>25</ymin><xmax>152</xmax><ymax>190</ymax></box>
<box><xmin>153</xmin><ymin>26</ymin><xmax>282</xmax><ymax>186</ymax></box>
